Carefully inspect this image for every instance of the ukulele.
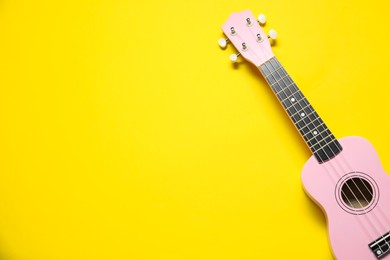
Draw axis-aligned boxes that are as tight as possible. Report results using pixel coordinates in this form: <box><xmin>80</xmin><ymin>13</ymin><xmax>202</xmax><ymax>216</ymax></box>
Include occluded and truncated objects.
<box><xmin>219</xmin><ymin>10</ymin><xmax>390</xmax><ymax>259</ymax></box>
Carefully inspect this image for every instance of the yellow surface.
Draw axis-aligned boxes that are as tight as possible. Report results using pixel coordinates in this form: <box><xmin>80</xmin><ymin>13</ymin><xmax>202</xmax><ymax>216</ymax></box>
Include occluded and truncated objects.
<box><xmin>0</xmin><ymin>0</ymin><xmax>389</xmax><ymax>259</ymax></box>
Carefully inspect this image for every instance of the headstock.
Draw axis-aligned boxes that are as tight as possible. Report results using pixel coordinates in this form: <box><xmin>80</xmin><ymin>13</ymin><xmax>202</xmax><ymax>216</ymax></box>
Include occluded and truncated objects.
<box><xmin>219</xmin><ymin>10</ymin><xmax>277</xmax><ymax>66</ymax></box>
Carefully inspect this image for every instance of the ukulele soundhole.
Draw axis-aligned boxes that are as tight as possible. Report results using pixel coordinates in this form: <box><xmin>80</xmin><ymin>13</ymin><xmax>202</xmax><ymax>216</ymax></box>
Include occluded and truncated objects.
<box><xmin>341</xmin><ymin>177</ymin><xmax>373</xmax><ymax>208</ymax></box>
<box><xmin>336</xmin><ymin>172</ymin><xmax>379</xmax><ymax>214</ymax></box>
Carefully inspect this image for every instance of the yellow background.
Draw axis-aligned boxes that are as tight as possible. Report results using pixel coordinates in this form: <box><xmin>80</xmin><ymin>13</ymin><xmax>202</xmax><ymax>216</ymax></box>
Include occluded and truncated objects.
<box><xmin>0</xmin><ymin>0</ymin><xmax>389</xmax><ymax>259</ymax></box>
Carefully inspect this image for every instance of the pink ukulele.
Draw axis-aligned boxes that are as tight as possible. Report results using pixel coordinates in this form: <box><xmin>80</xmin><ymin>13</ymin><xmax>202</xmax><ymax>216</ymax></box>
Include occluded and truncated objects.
<box><xmin>219</xmin><ymin>10</ymin><xmax>390</xmax><ymax>259</ymax></box>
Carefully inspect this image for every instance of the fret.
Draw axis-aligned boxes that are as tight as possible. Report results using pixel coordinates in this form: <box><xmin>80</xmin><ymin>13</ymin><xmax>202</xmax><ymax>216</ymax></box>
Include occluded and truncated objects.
<box><xmin>305</xmin><ymin>128</ymin><xmax>333</xmax><ymax>147</ymax></box>
<box><xmin>274</xmin><ymin>83</ymin><xmax>300</xmax><ymax>99</ymax></box>
<box><xmin>269</xmin><ymin>75</ymin><xmax>290</xmax><ymax>87</ymax></box>
<box><xmin>272</xmin><ymin>74</ymin><xmax>288</xmax><ymax>85</ymax></box>
<box><xmin>259</xmin><ymin>57</ymin><xmax>342</xmax><ymax>163</ymax></box>
<box><xmin>312</xmin><ymin>138</ymin><xmax>337</xmax><ymax>155</ymax></box>
<box><xmin>300</xmin><ymin>122</ymin><xmax>325</xmax><ymax>136</ymax></box>
<box><xmin>306</xmin><ymin>128</ymin><xmax>333</xmax><ymax>143</ymax></box>
<box><xmin>310</xmin><ymin>122</ymin><xmax>326</xmax><ymax>136</ymax></box>
<box><xmin>283</xmin><ymin>97</ymin><xmax>304</xmax><ymax>110</ymax></box>
<box><xmin>275</xmin><ymin>83</ymin><xmax>296</xmax><ymax>96</ymax></box>
<box><xmin>312</xmin><ymin>139</ymin><xmax>339</xmax><ymax>154</ymax></box>
<box><xmin>277</xmin><ymin>86</ymin><xmax>300</xmax><ymax>101</ymax></box>
<box><xmin>284</xmin><ymin>97</ymin><xmax>307</xmax><ymax>111</ymax></box>
<box><xmin>293</xmin><ymin>109</ymin><xmax>316</xmax><ymax>124</ymax></box>
<box><xmin>267</xmin><ymin>66</ymin><xmax>285</xmax><ymax>80</ymax></box>
<box><xmin>279</xmin><ymin>89</ymin><xmax>305</xmax><ymax>108</ymax></box>
<box><xmin>266</xmin><ymin>62</ymin><xmax>288</xmax><ymax>84</ymax></box>
<box><xmin>297</xmin><ymin>117</ymin><xmax>311</xmax><ymax>130</ymax></box>
<box><xmin>311</xmin><ymin>135</ymin><xmax>337</xmax><ymax>154</ymax></box>
<box><xmin>288</xmin><ymin>103</ymin><xmax>312</xmax><ymax>118</ymax></box>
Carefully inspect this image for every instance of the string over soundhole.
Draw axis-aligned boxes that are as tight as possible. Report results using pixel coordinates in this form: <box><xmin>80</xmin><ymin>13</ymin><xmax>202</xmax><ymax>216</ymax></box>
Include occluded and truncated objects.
<box><xmin>335</xmin><ymin>172</ymin><xmax>379</xmax><ymax>215</ymax></box>
<box><xmin>341</xmin><ymin>177</ymin><xmax>373</xmax><ymax>208</ymax></box>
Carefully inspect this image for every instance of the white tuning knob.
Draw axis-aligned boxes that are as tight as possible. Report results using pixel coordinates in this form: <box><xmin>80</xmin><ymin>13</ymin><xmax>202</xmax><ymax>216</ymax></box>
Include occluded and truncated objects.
<box><xmin>268</xmin><ymin>29</ymin><xmax>277</xmax><ymax>40</ymax></box>
<box><xmin>218</xmin><ymin>38</ymin><xmax>228</xmax><ymax>48</ymax></box>
<box><xmin>258</xmin><ymin>14</ymin><xmax>266</xmax><ymax>25</ymax></box>
<box><xmin>229</xmin><ymin>53</ymin><xmax>239</xmax><ymax>63</ymax></box>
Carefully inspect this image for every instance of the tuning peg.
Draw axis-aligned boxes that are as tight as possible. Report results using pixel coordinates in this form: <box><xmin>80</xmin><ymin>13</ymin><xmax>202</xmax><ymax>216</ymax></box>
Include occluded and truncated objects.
<box><xmin>218</xmin><ymin>38</ymin><xmax>229</xmax><ymax>48</ymax></box>
<box><xmin>257</xmin><ymin>14</ymin><xmax>266</xmax><ymax>25</ymax></box>
<box><xmin>229</xmin><ymin>53</ymin><xmax>240</xmax><ymax>63</ymax></box>
<box><xmin>268</xmin><ymin>29</ymin><xmax>277</xmax><ymax>40</ymax></box>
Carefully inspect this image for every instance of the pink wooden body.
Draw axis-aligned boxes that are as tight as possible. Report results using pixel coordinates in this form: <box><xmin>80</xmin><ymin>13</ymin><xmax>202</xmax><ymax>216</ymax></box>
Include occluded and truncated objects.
<box><xmin>302</xmin><ymin>136</ymin><xmax>390</xmax><ymax>259</ymax></box>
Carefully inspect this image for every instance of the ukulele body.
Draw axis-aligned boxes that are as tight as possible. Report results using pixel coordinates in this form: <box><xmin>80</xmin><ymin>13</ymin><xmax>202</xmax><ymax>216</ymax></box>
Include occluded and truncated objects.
<box><xmin>302</xmin><ymin>136</ymin><xmax>390</xmax><ymax>259</ymax></box>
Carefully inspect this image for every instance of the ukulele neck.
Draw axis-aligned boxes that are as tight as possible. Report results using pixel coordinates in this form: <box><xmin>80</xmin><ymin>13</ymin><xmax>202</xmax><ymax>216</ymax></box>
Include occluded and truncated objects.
<box><xmin>259</xmin><ymin>57</ymin><xmax>342</xmax><ymax>163</ymax></box>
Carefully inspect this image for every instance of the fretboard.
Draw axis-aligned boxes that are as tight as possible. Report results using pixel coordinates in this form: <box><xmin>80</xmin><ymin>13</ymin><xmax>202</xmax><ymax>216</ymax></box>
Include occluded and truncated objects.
<box><xmin>259</xmin><ymin>57</ymin><xmax>342</xmax><ymax>163</ymax></box>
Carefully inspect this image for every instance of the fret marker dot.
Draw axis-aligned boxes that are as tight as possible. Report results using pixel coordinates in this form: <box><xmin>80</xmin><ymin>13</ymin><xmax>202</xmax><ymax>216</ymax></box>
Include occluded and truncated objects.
<box><xmin>377</xmin><ymin>250</ymin><xmax>382</xmax><ymax>255</ymax></box>
<box><xmin>313</xmin><ymin>131</ymin><xmax>318</xmax><ymax>135</ymax></box>
<box><xmin>291</xmin><ymin>98</ymin><xmax>296</xmax><ymax>102</ymax></box>
<box><xmin>300</xmin><ymin>112</ymin><xmax>305</xmax><ymax>117</ymax></box>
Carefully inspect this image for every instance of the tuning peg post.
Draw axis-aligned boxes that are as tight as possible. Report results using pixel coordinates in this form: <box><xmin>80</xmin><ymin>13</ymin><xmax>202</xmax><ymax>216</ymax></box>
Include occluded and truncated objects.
<box><xmin>257</xmin><ymin>14</ymin><xmax>266</xmax><ymax>25</ymax></box>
